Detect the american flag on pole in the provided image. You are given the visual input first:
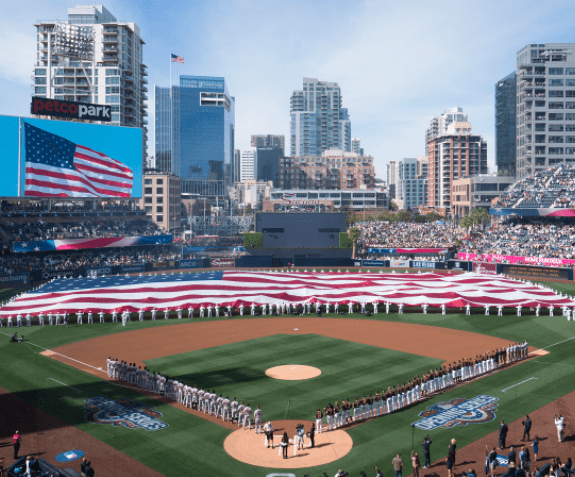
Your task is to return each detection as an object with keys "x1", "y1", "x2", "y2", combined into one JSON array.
[
  {"x1": 0, "y1": 271, "x2": 572, "y2": 317},
  {"x1": 24, "y1": 123, "x2": 133, "y2": 198},
  {"x1": 171, "y1": 53, "x2": 184, "y2": 64}
]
